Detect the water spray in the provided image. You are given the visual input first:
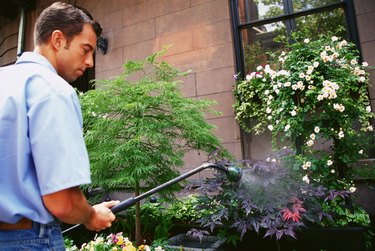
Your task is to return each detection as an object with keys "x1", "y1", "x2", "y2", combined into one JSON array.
[{"x1": 62, "y1": 162, "x2": 242, "y2": 234}]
